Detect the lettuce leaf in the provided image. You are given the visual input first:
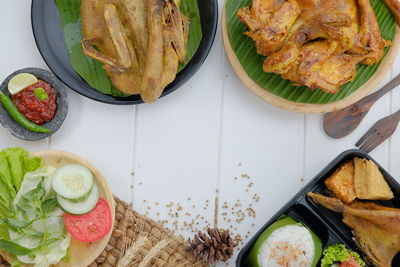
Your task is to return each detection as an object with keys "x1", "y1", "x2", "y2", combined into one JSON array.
[
  {"x1": 0, "y1": 224, "x2": 9, "y2": 240},
  {"x1": 13, "y1": 166, "x2": 55, "y2": 211},
  {"x1": 0, "y1": 153, "x2": 16, "y2": 205},
  {"x1": 0, "y1": 148, "x2": 42, "y2": 220},
  {"x1": 9, "y1": 166, "x2": 70, "y2": 267},
  {"x1": 351, "y1": 251, "x2": 367, "y2": 267},
  {"x1": 0, "y1": 148, "x2": 43, "y2": 246},
  {"x1": 321, "y1": 244, "x2": 365, "y2": 267},
  {"x1": 2, "y1": 148, "x2": 42, "y2": 192}
]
